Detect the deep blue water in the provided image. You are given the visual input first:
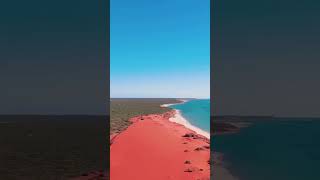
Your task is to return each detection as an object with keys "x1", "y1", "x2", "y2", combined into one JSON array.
[
  {"x1": 170, "y1": 99, "x2": 210, "y2": 133},
  {"x1": 213, "y1": 119, "x2": 320, "y2": 180}
]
